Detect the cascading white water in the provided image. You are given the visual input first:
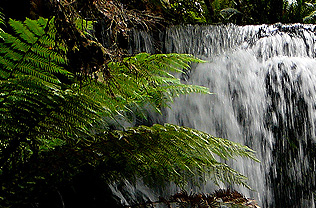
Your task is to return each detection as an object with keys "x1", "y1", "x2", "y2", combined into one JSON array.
[
  {"x1": 161, "y1": 24, "x2": 316, "y2": 208},
  {"x1": 122, "y1": 24, "x2": 316, "y2": 207}
]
